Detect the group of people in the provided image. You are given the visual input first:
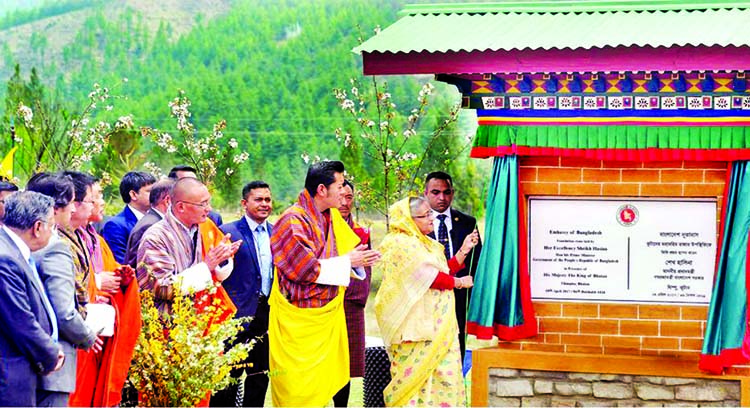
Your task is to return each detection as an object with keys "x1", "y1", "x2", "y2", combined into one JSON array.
[{"x1": 0, "y1": 159, "x2": 482, "y2": 408}]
